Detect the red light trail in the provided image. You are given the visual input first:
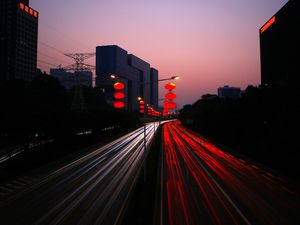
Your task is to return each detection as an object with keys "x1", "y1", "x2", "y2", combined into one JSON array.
[{"x1": 162, "y1": 121, "x2": 299, "y2": 225}]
